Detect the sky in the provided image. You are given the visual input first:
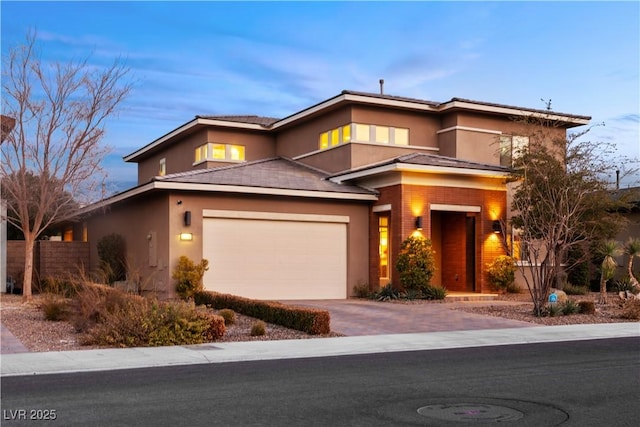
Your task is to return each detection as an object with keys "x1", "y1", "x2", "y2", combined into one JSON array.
[{"x1": 2, "y1": 1, "x2": 639, "y2": 191}]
